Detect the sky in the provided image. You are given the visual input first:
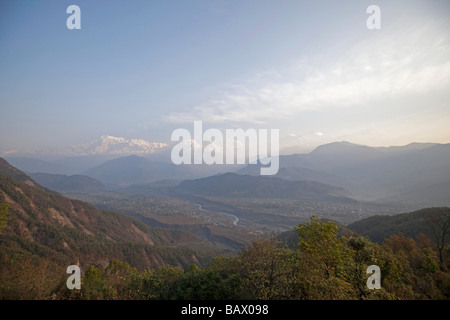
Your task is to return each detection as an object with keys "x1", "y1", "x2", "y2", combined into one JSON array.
[{"x1": 1, "y1": 0, "x2": 450, "y2": 156}]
